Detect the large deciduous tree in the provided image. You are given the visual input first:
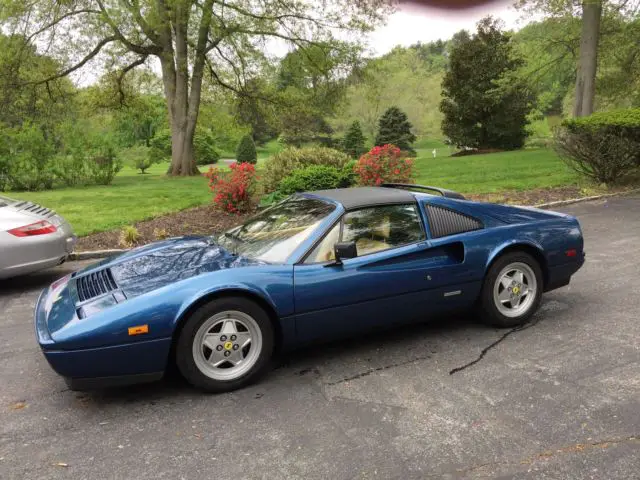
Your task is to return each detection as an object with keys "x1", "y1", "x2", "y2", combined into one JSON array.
[
  {"x1": 233, "y1": 78, "x2": 278, "y2": 145},
  {"x1": 1, "y1": 1, "x2": 389, "y2": 175},
  {"x1": 440, "y1": 17, "x2": 534, "y2": 150},
  {"x1": 573, "y1": 0, "x2": 603, "y2": 116},
  {"x1": 275, "y1": 42, "x2": 361, "y2": 147},
  {"x1": 516, "y1": 0, "x2": 640, "y2": 117}
]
